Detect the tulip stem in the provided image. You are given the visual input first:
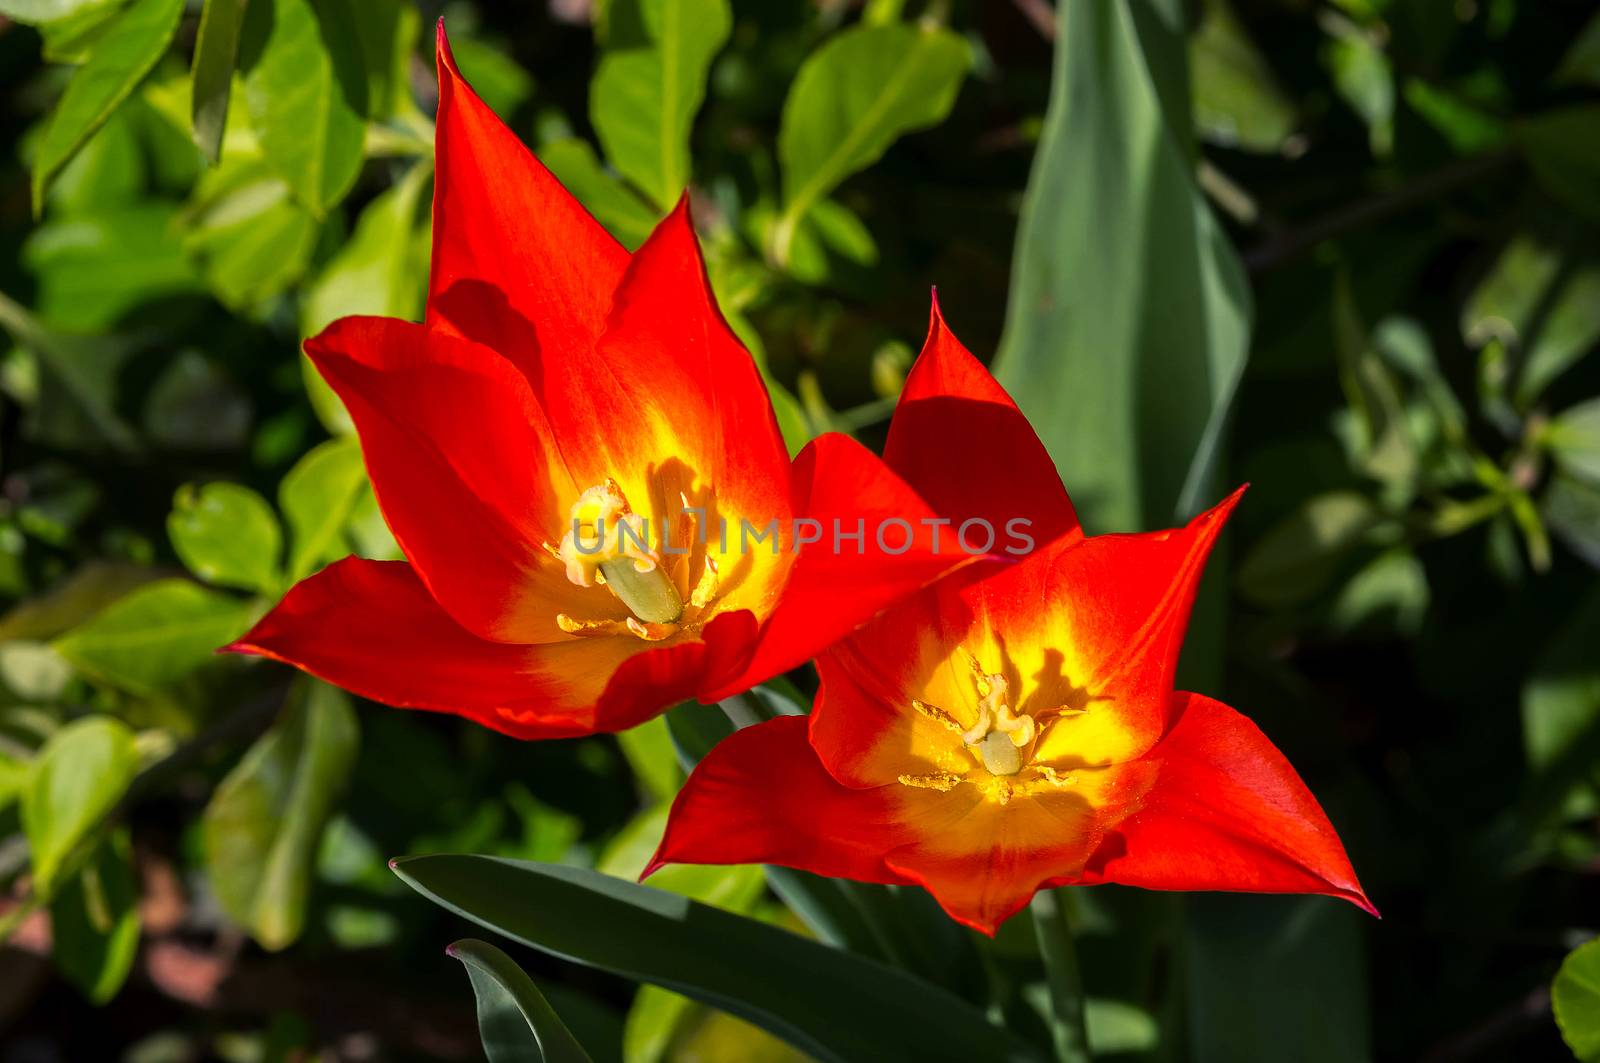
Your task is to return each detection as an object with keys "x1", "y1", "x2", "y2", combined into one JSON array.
[{"x1": 1032, "y1": 887, "x2": 1092, "y2": 1063}]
